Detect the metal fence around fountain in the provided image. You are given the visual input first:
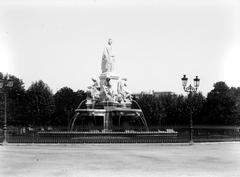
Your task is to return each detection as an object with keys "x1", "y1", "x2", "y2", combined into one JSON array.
[{"x1": 1, "y1": 126, "x2": 240, "y2": 144}]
